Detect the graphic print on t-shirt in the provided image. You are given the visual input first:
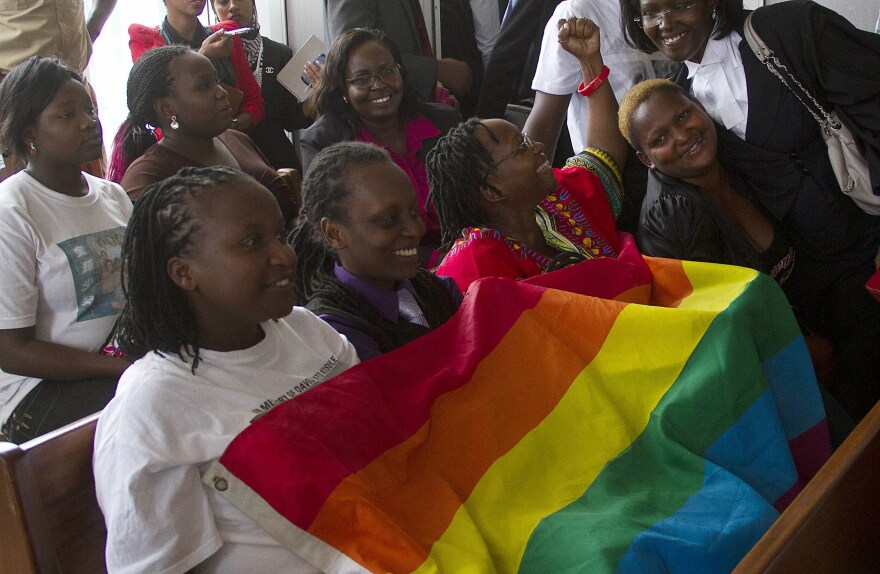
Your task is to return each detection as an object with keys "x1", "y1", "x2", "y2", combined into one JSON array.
[
  {"x1": 58, "y1": 227, "x2": 126, "y2": 322},
  {"x1": 249, "y1": 354, "x2": 346, "y2": 422}
]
